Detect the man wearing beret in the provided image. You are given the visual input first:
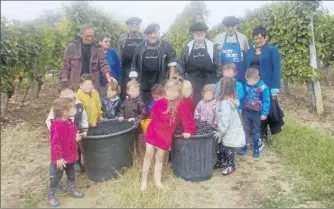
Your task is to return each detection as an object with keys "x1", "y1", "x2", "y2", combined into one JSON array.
[
  {"x1": 214, "y1": 16, "x2": 249, "y2": 82},
  {"x1": 129, "y1": 23, "x2": 177, "y2": 104},
  {"x1": 118, "y1": 17, "x2": 147, "y2": 99},
  {"x1": 178, "y1": 19, "x2": 220, "y2": 105}
]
